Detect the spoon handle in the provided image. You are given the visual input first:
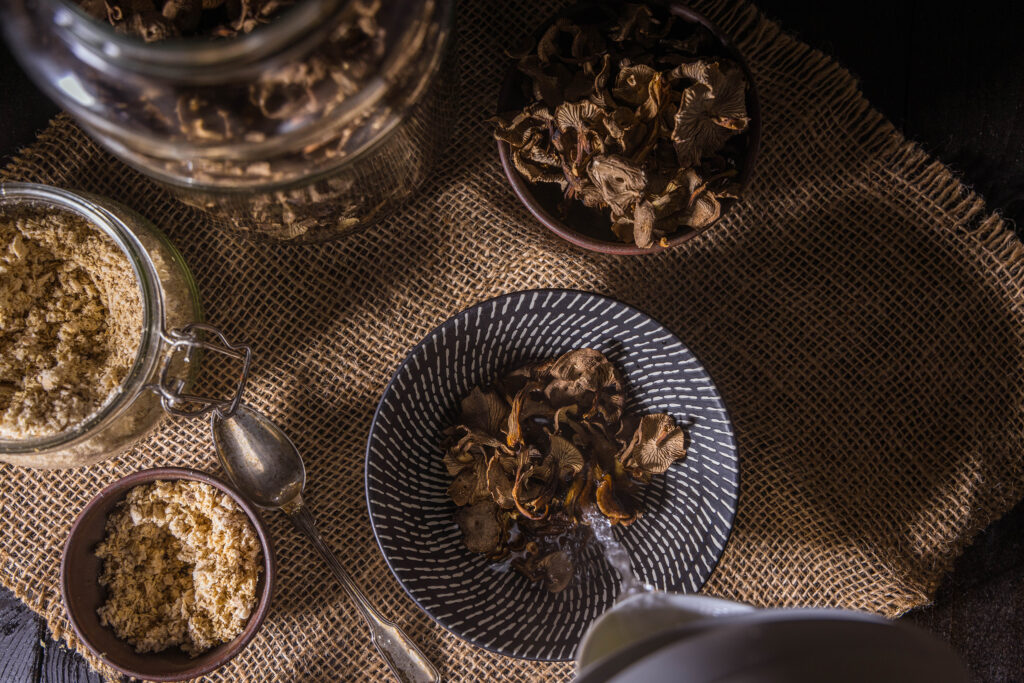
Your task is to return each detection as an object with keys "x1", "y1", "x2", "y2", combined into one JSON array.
[{"x1": 287, "y1": 502, "x2": 441, "y2": 683}]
